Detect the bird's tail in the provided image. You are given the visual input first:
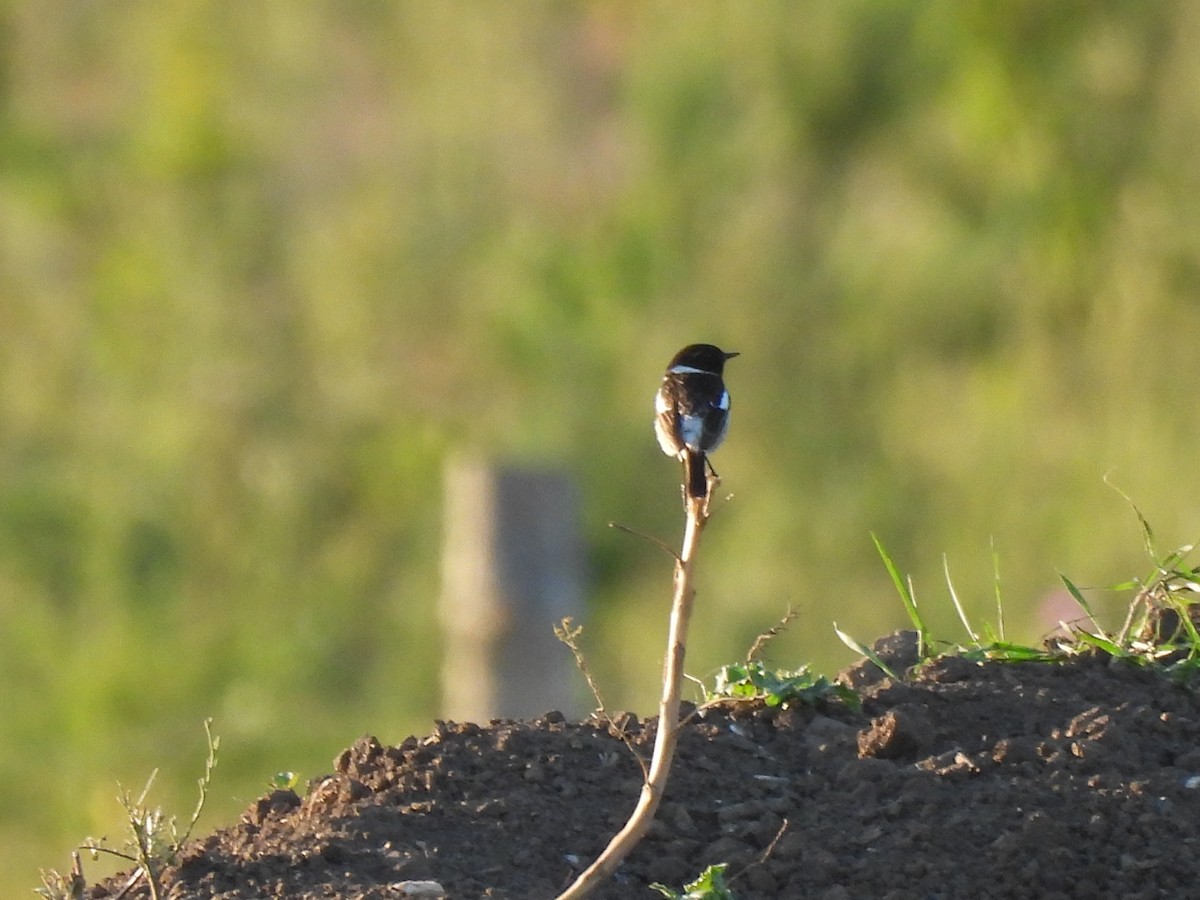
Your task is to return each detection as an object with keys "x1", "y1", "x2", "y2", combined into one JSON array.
[{"x1": 684, "y1": 450, "x2": 707, "y2": 500}]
